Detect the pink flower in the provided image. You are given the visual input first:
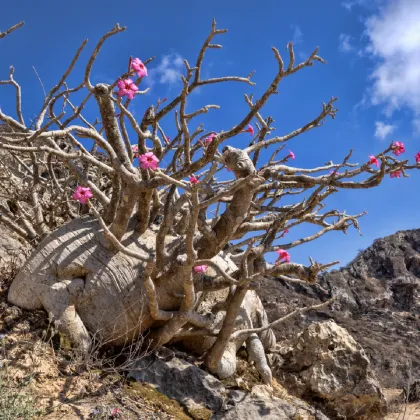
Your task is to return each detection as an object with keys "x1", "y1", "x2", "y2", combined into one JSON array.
[
  {"x1": 203, "y1": 133, "x2": 216, "y2": 145},
  {"x1": 131, "y1": 144, "x2": 139, "y2": 158},
  {"x1": 329, "y1": 170, "x2": 342, "y2": 177},
  {"x1": 166, "y1": 136, "x2": 171, "y2": 142},
  {"x1": 72, "y1": 186, "x2": 93, "y2": 204},
  {"x1": 242, "y1": 124, "x2": 254, "y2": 136},
  {"x1": 276, "y1": 249, "x2": 290, "y2": 263},
  {"x1": 392, "y1": 141, "x2": 405, "y2": 156},
  {"x1": 390, "y1": 171, "x2": 401, "y2": 178},
  {"x1": 111, "y1": 408, "x2": 121, "y2": 417},
  {"x1": 139, "y1": 152, "x2": 159, "y2": 170},
  {"x1": 131, "y1": 58, "x2": 148, "y2": 78},
  {"x1": 193, "y1": 265, "x2": 208, "y2": 273},
  {"x1": 369, "y1": 155, "x2": 379, "y2": 168},
  {"x1": 189, "y1": 175, "x2": 199, "y2": 185},
  {"x1": 117, "y1": 78, "x2": 138, "y2": 100},
  {"x1": 288, "y1": 150, "x2": 295, "y2": 160},
  {"x1": 415, "y1": 152, "x2": 420, "y2": 163}
]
